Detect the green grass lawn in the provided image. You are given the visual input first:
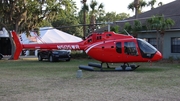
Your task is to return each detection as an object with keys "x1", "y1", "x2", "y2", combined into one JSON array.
[
  {"x1": 0, "y1": 58, "x2": 90, "y2": 77},
  {"x1": 0, "y1": 58, "x2": 180, "y2": 100},
  {"x1": 0, "y1": 58, "x2": 179, "y2": 81}
]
